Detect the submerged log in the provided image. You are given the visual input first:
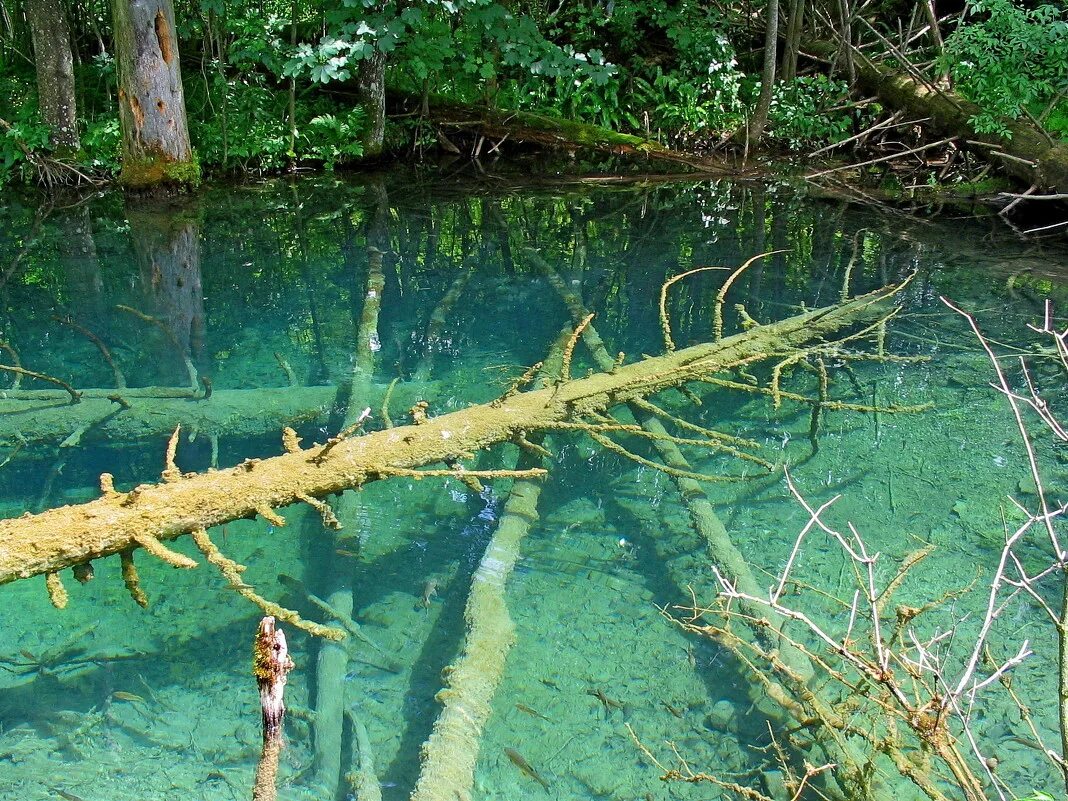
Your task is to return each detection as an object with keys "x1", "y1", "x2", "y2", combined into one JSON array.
[
  {"x1": 0, "y1": 282, "x2": 904, "y2": 589},
  {"x1": 0, "y1": 383, "x2": 434, "y2": 449}
]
